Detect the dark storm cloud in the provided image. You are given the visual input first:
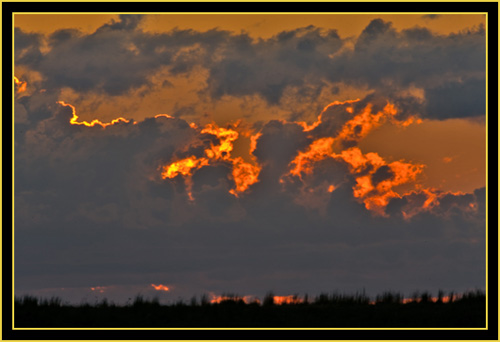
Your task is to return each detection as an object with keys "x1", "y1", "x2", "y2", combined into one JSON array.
[
  {"x1": 15, "y1": 101, "x2": 197, "y2": 232},
  {"x1": 14, "y1": 100, "x2": 486, "y2": 301},
  {"x1": 203, "y1": 19, "x2": 481, "y2": 118},
  {"x1": 331, "y1": 20, "x2": 485, "y2": 118},
  {"x1": 252, "y1": 120, "x2": 311, "y2": 188},
  {"x1": 14, "y1": 103, "x2": 486, "y2": 304},
  {"x1": 16, "y1": 15, "x2": 232, "y2": 95},
  {"x1": 204, "y1": 18, "x2": 485, "y2": 119},
  {"x1": 206, "y1": 26, "x2": 343, "y2": 104},
  {"x1": 14, "y1": 27, "x2": 43, "y2": 64},
  {"x1": 342, "y1": 20, "x2": 485, "y2": 87},
  {"x1": 425, "y1": 77, "x2": 486, "y2": 118},
  {"x1": 385, "y1": 188, "x2": 486, "y2": 230}
]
